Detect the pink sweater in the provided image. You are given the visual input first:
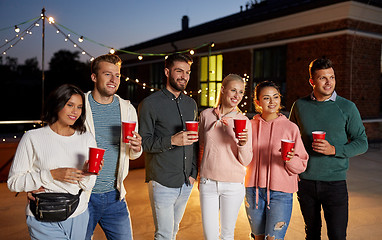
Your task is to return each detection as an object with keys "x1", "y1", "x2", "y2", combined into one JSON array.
[
  {"x1": 199, "y1": 108, "x2": 253, "y2": 183},
  {"x1": 245, "y1": 114, "x2": 308, "y2": 193}
]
